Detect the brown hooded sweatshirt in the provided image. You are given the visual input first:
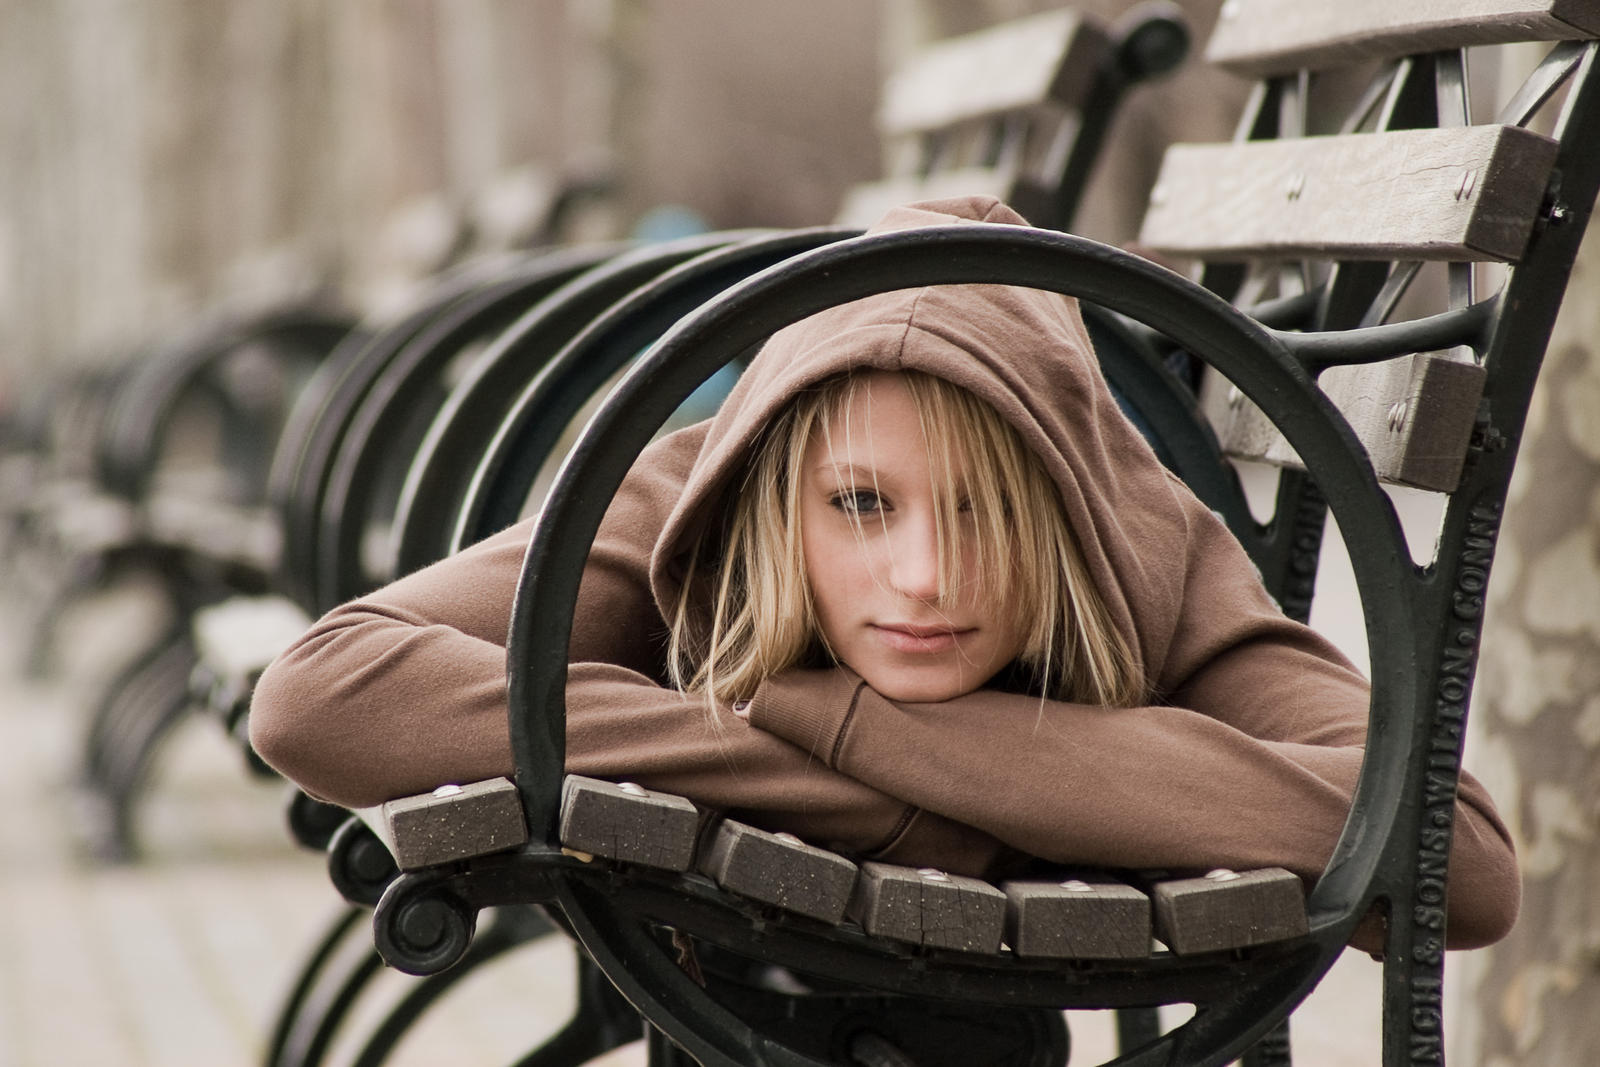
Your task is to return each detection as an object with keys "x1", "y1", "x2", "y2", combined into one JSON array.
[{"x1": 250, "y1": 197, "x2": 1519, "y2": 950}]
